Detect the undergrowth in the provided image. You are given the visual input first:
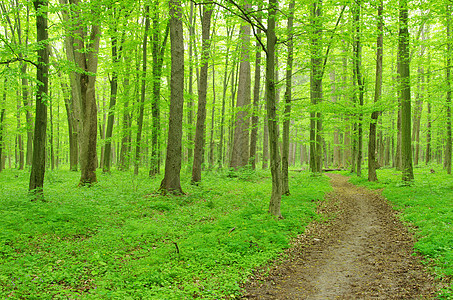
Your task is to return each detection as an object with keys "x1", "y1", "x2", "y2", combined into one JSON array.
[
  {"x1": 0, "y1": 167, "x2": 330, "y2": 299},
  {"x1": 345, "y1": 166, "x2": 453, "y2": 299}
]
